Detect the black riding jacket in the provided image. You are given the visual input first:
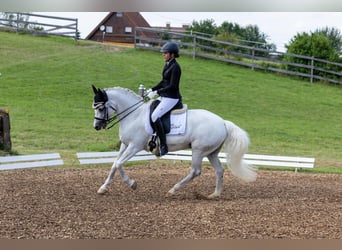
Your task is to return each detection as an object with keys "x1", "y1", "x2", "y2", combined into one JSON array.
[{"x1": 151, "y1": 59, "x2": 182, "y2": 99}]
